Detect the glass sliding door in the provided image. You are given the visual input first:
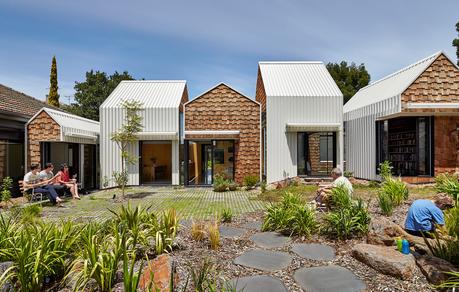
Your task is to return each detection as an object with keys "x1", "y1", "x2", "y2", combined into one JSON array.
[
  {"x1": 297, "y1": 132, "x2": 336, "y2": 177},
  {"x1": 185, "y1": 140, "x2": 235, "y2": 186},
  {"x1": 140, "y1": 141, "x2": 172, "y2": 184}
]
